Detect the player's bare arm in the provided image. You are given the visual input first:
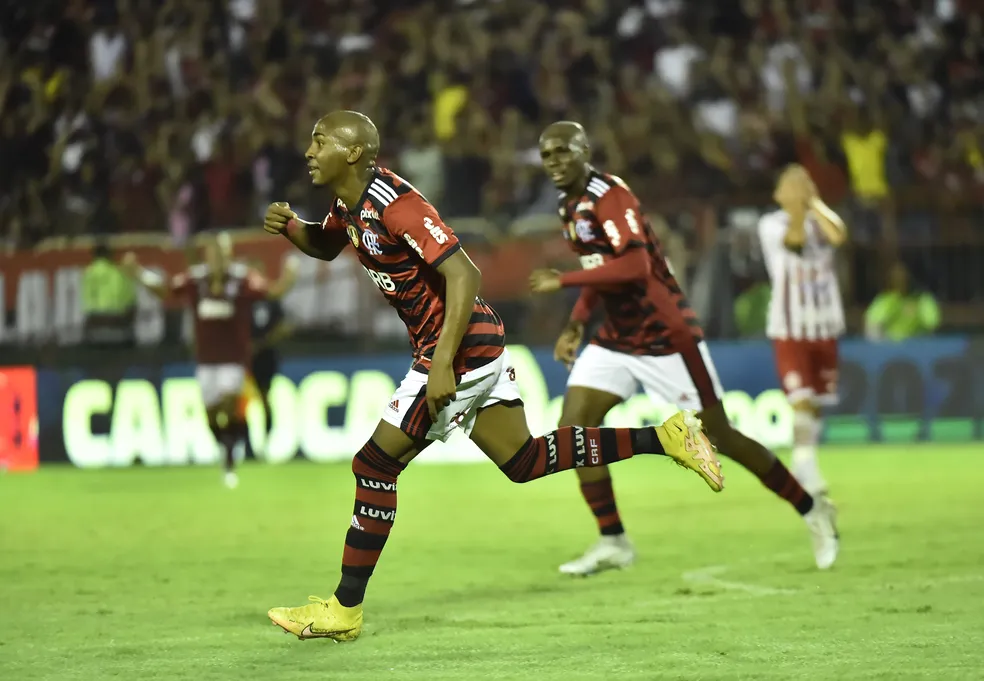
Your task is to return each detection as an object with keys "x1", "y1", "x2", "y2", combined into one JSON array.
[
  {"x1": 266, "y1": 255, "x2": 300, "y2": 299},
  {"x1": 121, "y1": 251, "x2": 168, "y2": 298},
  {"x1": 263, "y1": 202, "x2": 349, "y2": 261},
  {"x1": 554, "y1": 287, "x2": 597, "y2": 369},
  {"x1": 427, "y1": 248, "x2": 483, "y2": 420},
  {"x1": 808, "y1": 196, "x2": 848, "y2": 247}
]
